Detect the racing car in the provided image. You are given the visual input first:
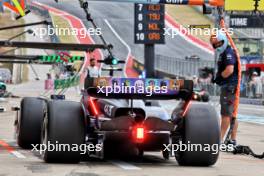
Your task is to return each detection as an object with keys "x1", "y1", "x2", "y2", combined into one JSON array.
[{"x1": 16, "y1": 77, "x2": 220, "y2": 166}]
